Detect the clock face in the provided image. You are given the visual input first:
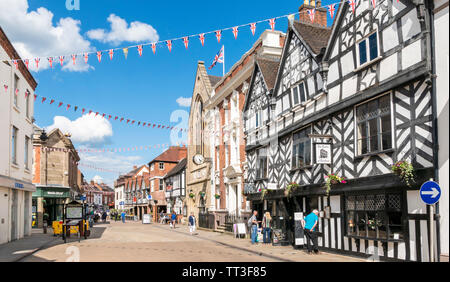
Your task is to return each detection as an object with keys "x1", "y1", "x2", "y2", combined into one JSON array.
[{"x1": 193, "y1": 154, "x2": 205, "y2": 165}]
